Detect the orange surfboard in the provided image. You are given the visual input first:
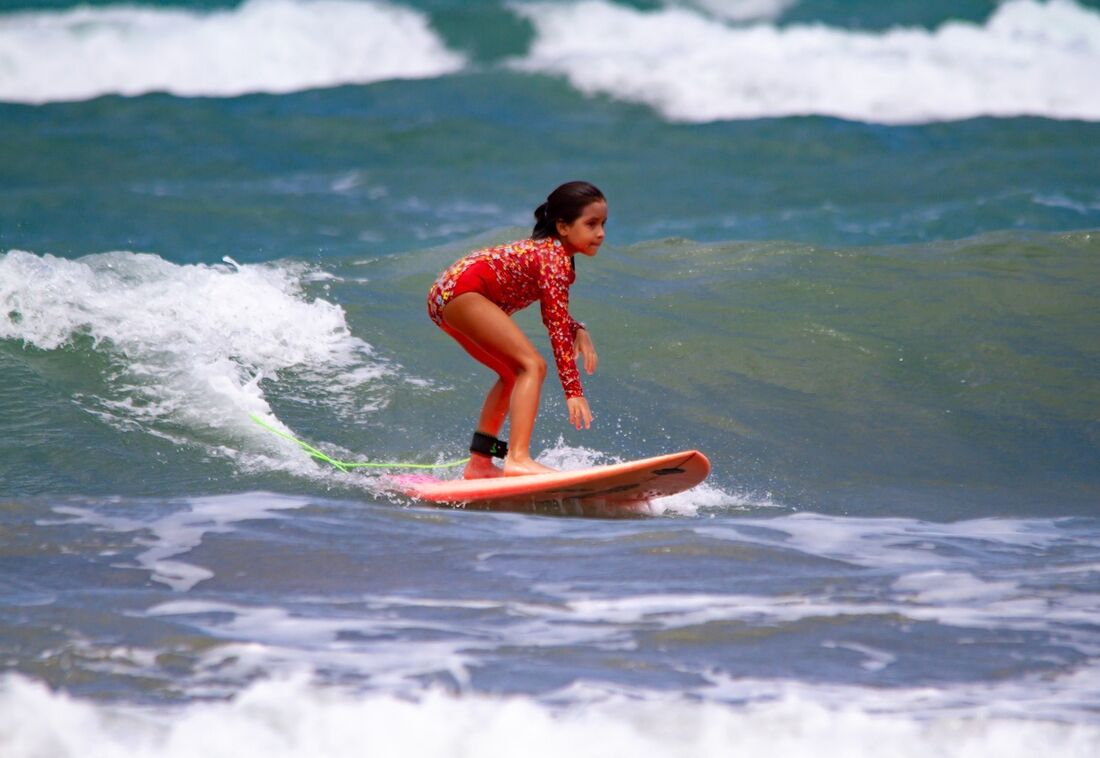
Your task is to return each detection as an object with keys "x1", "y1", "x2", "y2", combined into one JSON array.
[{"x1": 390, "y1": 450, "x2": 710, "y2": 516}]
